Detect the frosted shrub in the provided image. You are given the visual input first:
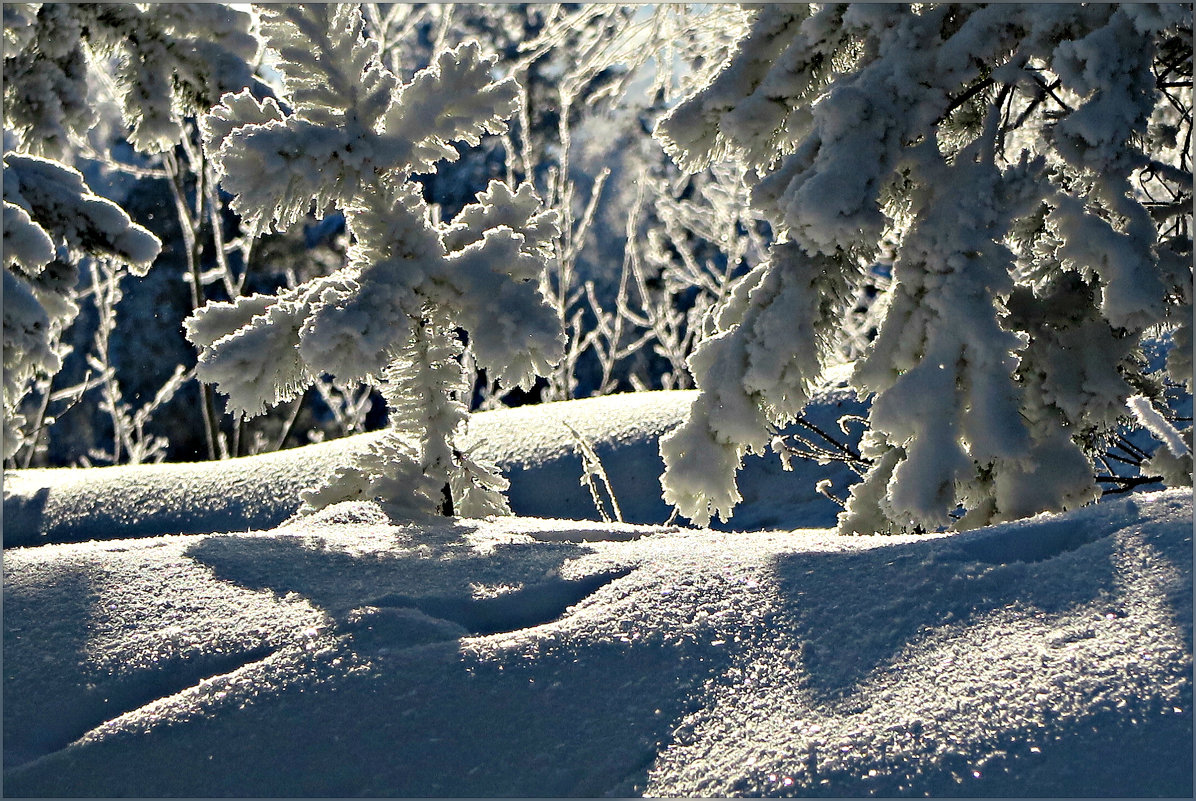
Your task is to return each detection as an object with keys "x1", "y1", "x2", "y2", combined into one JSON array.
[
  {"x1": 187, "y1": 5, "x2": 562, "y2": 517},
  {"x1": 3, "y1": 2, "x2": 259, "y2": 464},
  {"x1": 655, "y1": 4, "x2": 1193, "y2": 531},
  {"x1": 3, "y1": 153, "x2": 161, "y2": 459},
  {"x1": 4, "y1": 3, "x2": 258, "y2": 157}
]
